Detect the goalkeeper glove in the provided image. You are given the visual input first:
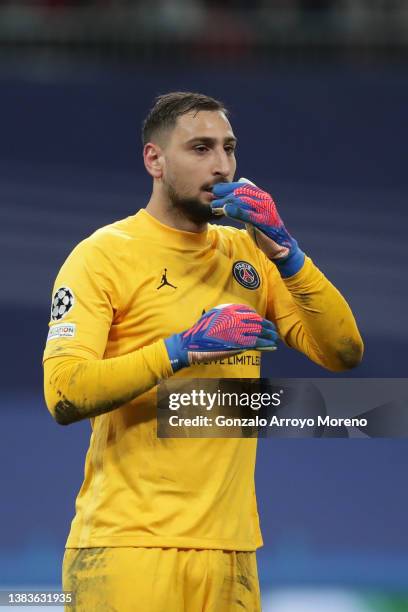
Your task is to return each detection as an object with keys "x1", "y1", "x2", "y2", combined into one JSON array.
[
  {"x1": 211, "y1": 179, "x2": 305, "y2": 278},
  {"x1": 164, "y1": 303, "x2": 278, "y2": 372}
]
